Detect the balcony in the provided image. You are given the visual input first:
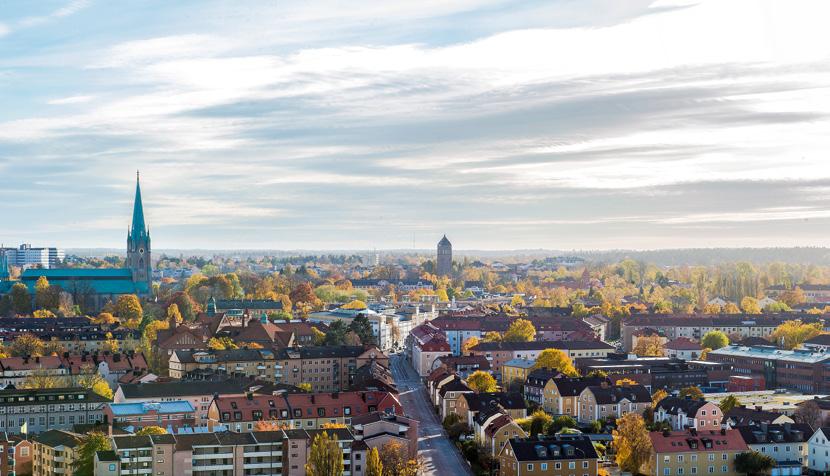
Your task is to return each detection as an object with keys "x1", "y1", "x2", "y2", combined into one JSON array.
[
  {"x1": 244, "y1": 462, "x2": 284, "y2": 469},
  {"x1": 192, "y1": 452, "x2": 234, "y2": 459},
  {"x1": 191, "y1": 463, "x2": 234, "y2": 471},
  {"x1": 244, "y1": 451, "x2": 283, "y2": 458}
]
